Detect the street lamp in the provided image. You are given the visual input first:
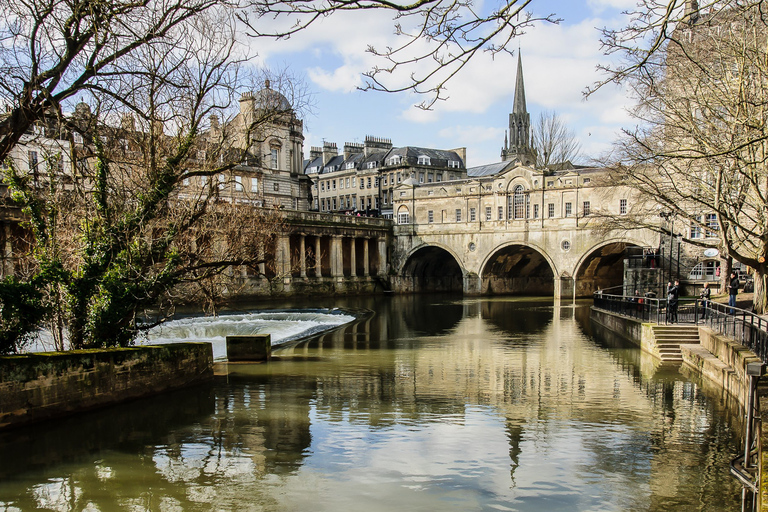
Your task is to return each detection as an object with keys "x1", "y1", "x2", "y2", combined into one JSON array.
[{"x1": 659, "y1": 211, "x2": 675, "y2": 286}]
